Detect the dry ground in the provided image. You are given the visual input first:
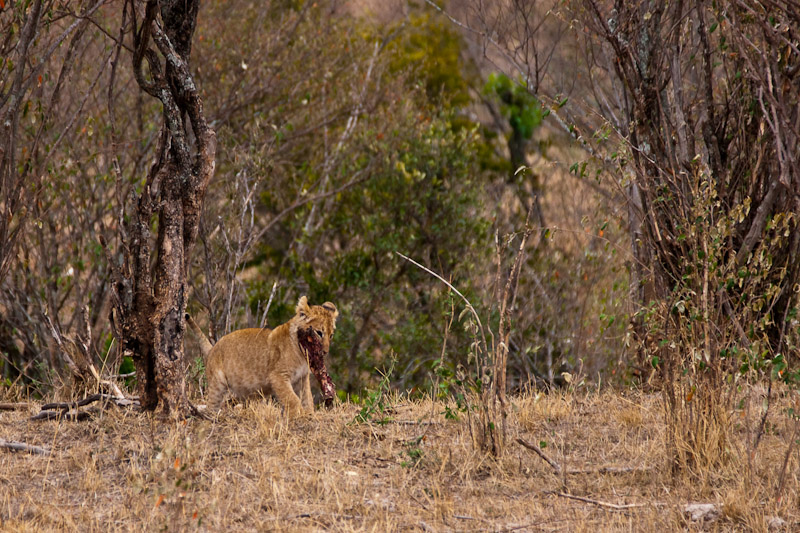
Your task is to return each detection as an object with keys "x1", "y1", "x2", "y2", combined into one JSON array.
[{"x1": 1, "y1": 389, "x2": 798, "y2": 532}]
